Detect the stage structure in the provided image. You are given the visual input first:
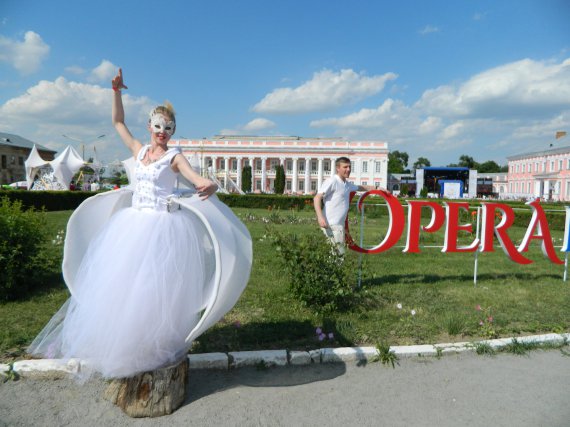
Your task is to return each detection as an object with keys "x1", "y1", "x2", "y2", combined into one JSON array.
[{"x1": 415, "y1": 167, "x2": 477, "y2": 198}]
